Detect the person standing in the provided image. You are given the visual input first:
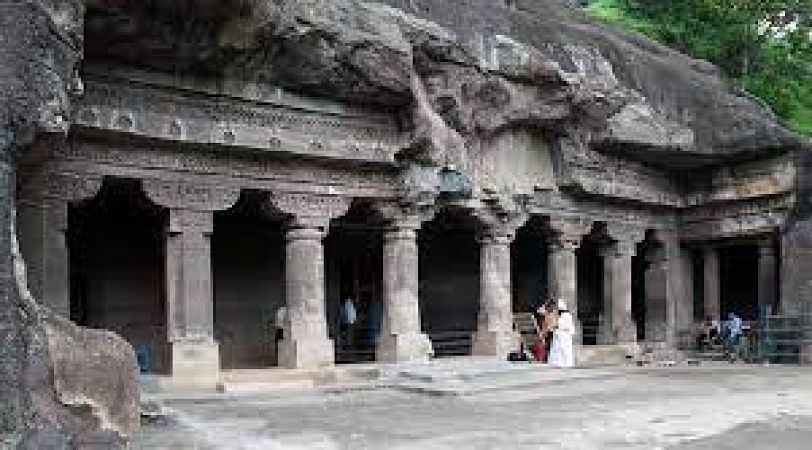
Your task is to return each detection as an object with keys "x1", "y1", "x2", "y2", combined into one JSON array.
[
  {"x1": 274, "y1": 304, "x2": 287, "y2": 365},
  {"x1": 340, "y1": 297, "x2": 357, "y2": 348},
  {"x1": 549, "y1": 299, "x2": 575, "y2": 368}
]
